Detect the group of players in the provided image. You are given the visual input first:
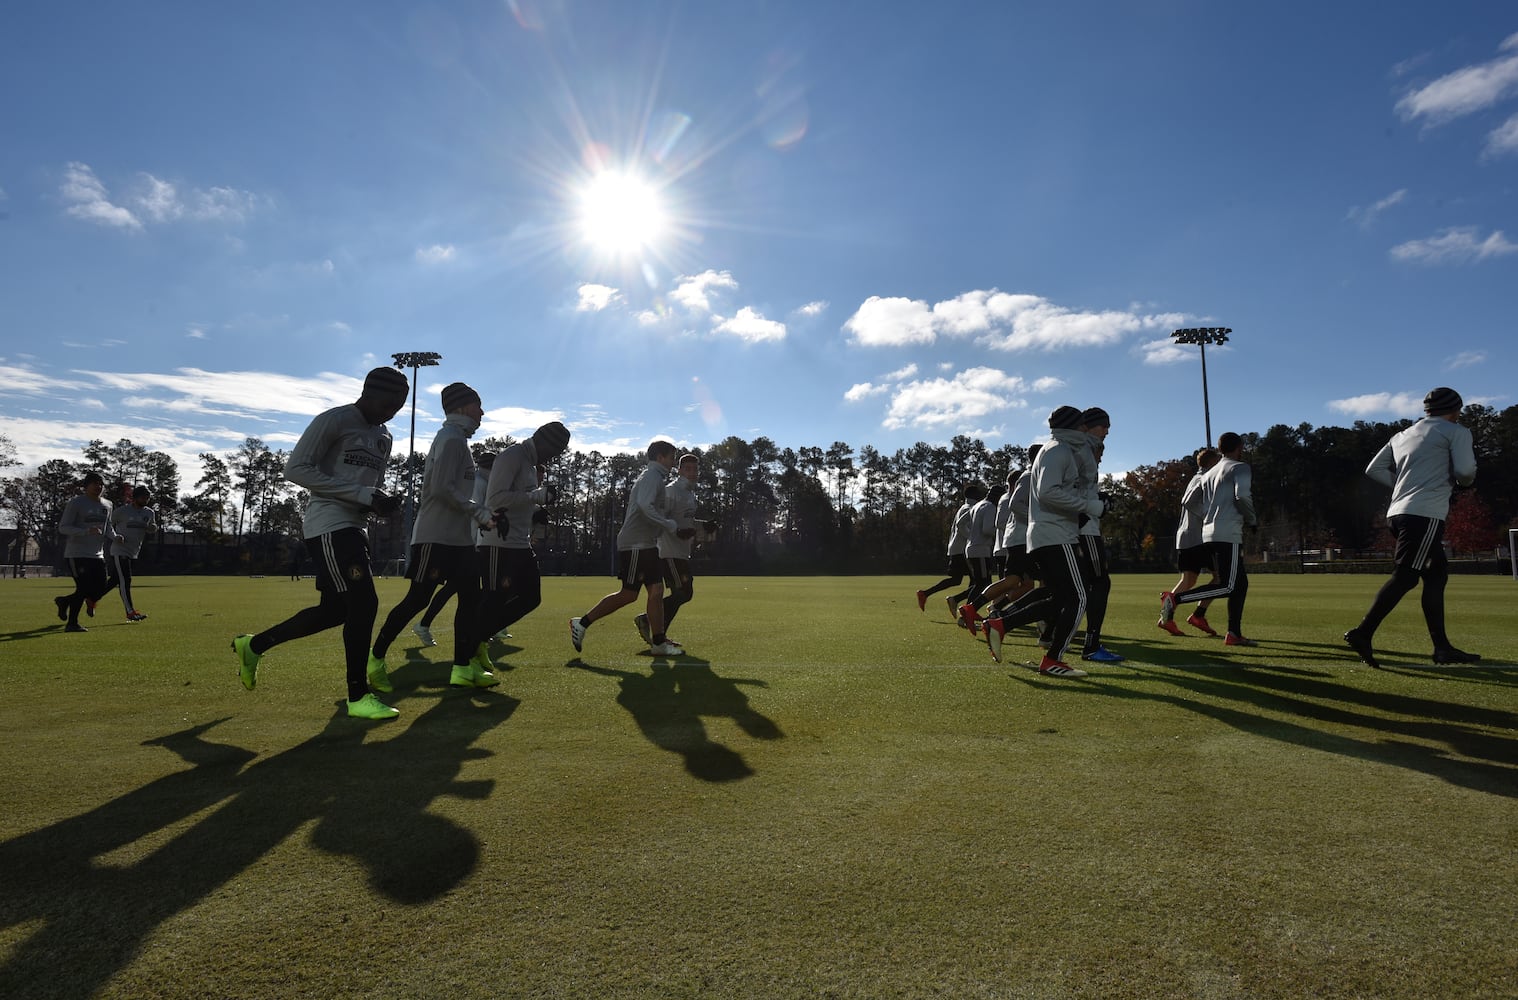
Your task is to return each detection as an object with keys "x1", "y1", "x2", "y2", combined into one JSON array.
[
  {"x1": 212, "y1": 367, "x2": 707, "y2": 720},
  {"x1": 918, "y1": 386, "x2": 1482, "y2": 674},
  {"x1": 53, "y1": 475, "x2": 159, "y2": 630},
  {"x1": 53, "y1": 369, "x2": 1482, "y2": 712}
]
